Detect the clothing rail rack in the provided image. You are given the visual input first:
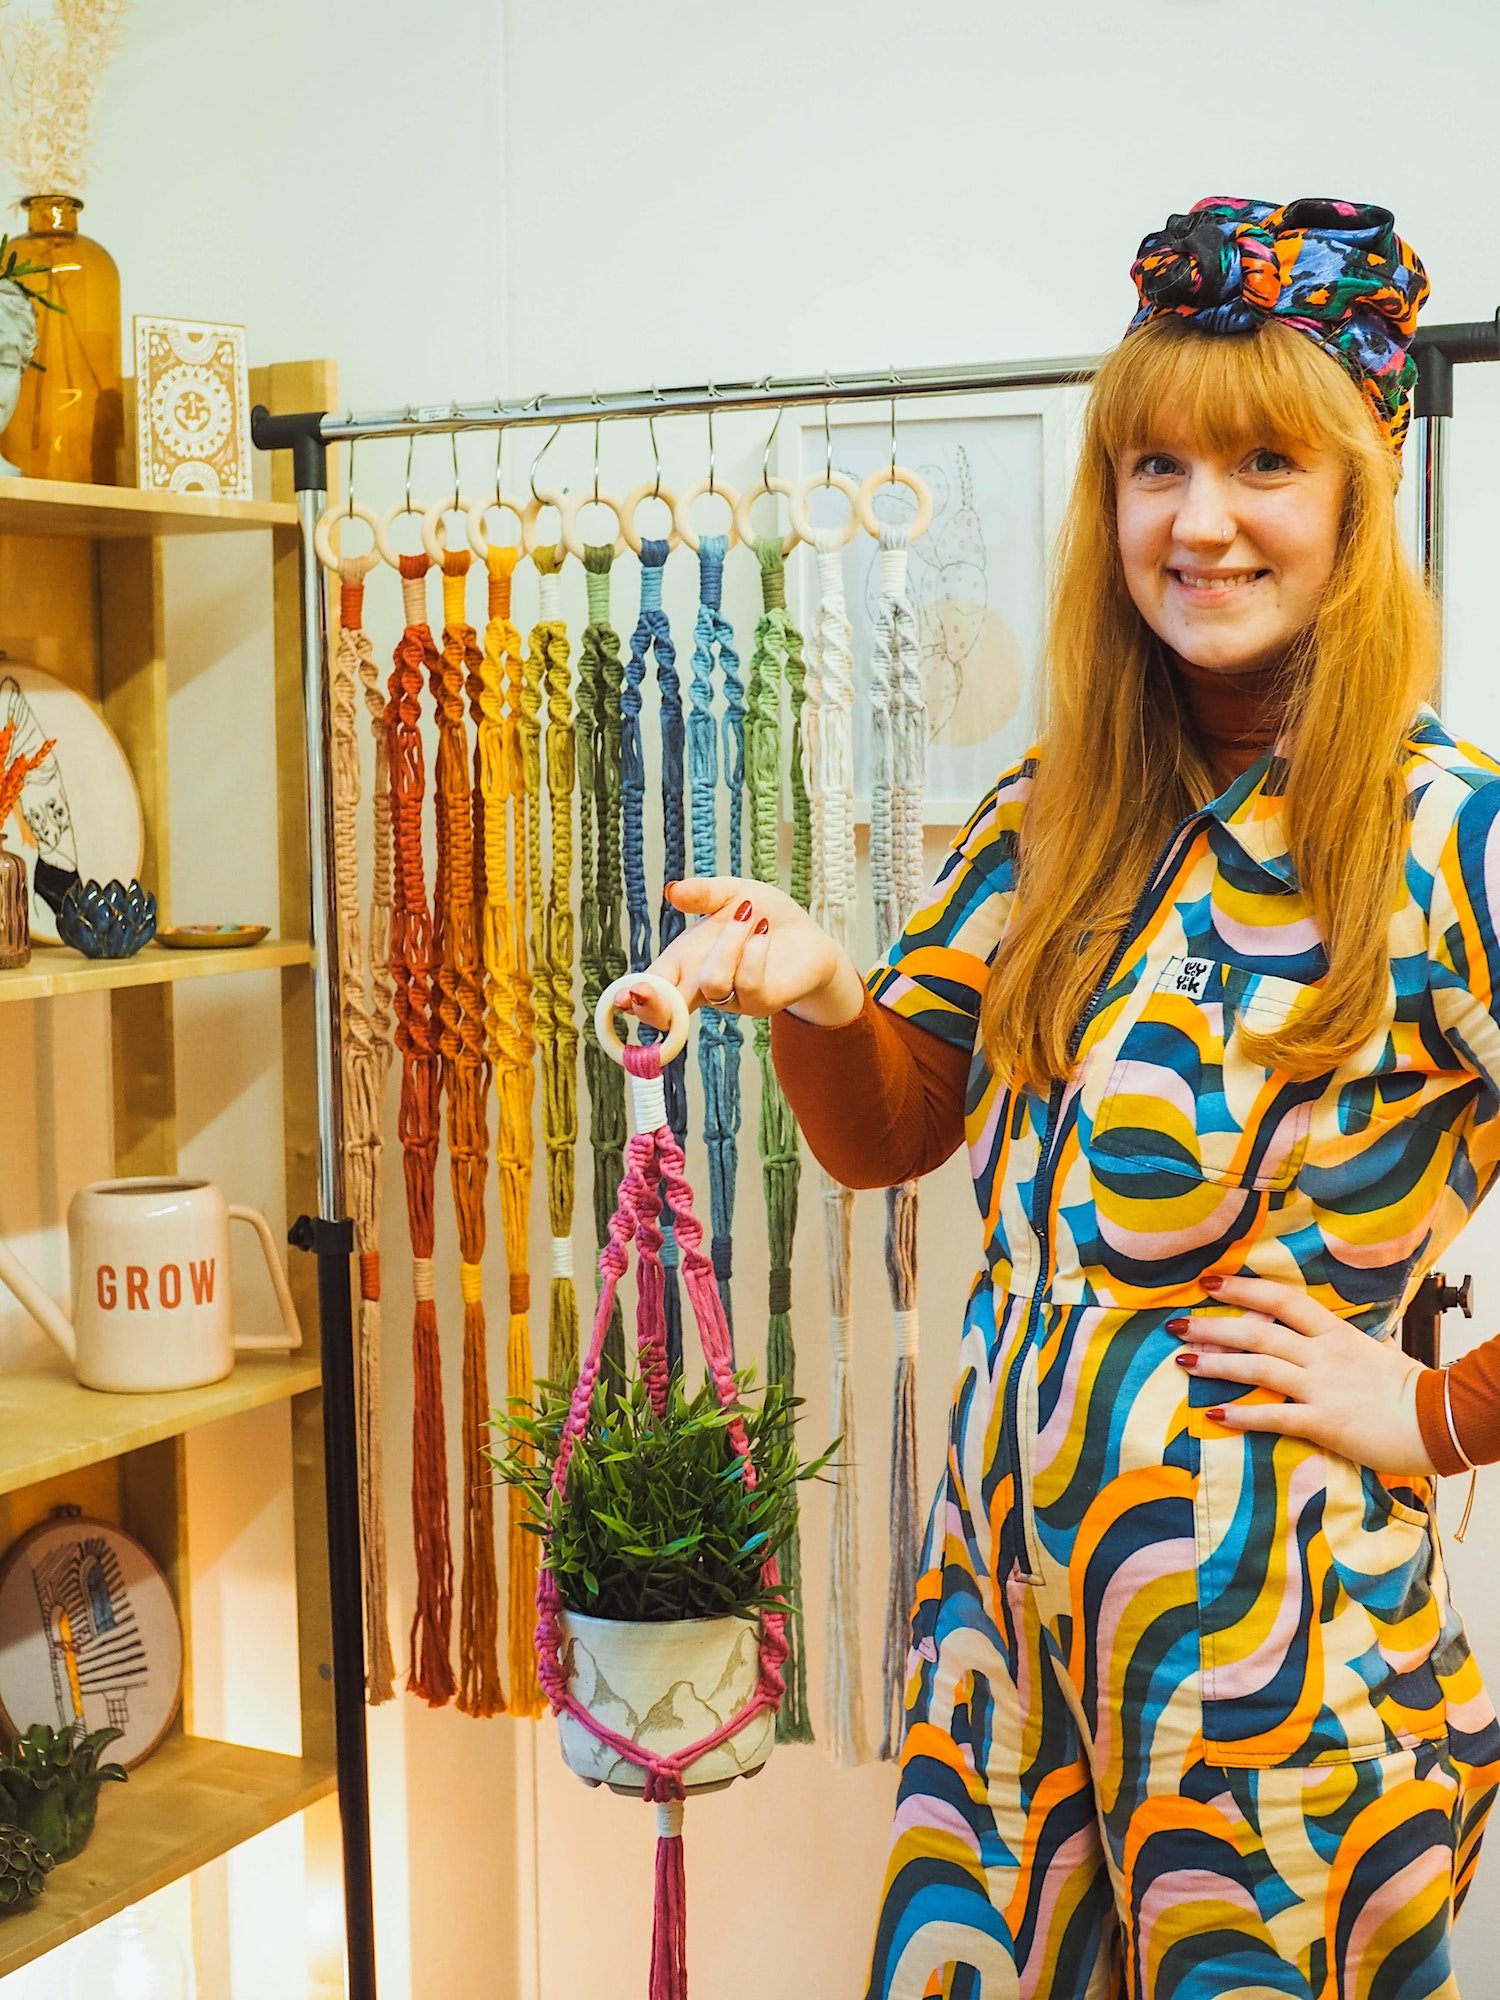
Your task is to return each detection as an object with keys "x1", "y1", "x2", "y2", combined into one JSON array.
[{"x1": 250, "y1": 313, "x2": 1500, "y2": 2000}]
